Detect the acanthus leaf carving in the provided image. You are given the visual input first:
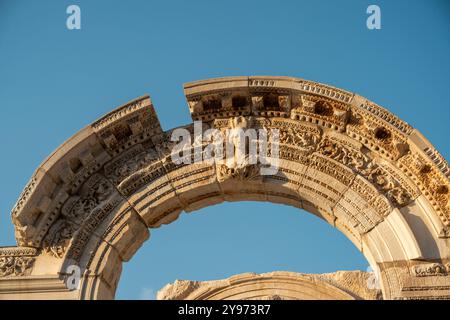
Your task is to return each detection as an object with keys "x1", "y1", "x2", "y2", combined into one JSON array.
[
  {"x1": 217, "y1": 163, "x2": 262, "y2": 182},
  {"x1": 42, "y1": 174, "x2": 115, "y2": 258},
  {"x1": 0, "y1": 256, "x2": 34, "y2": 277}
]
